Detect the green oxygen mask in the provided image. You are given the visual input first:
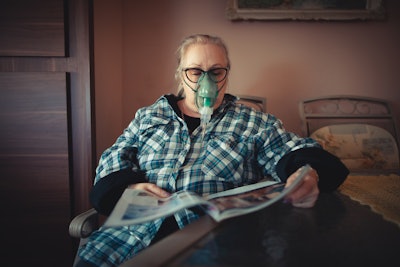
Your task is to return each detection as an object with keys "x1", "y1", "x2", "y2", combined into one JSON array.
[{"x1": 194, "y1": 72, "x2": 219, "y2": 130}]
